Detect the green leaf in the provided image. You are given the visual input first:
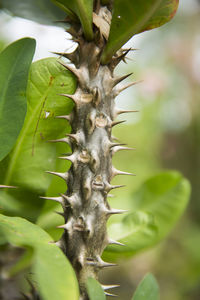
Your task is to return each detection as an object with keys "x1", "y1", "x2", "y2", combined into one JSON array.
[
  {"x1": 87, "y1": 278, "x2": 106, "y2": 300},
  {"x1": 132, "y1": 273, "x2": 160, "y2": 300},
  {"x1": 101, "y1": 0, "x2": 179, "y2": 64},
  {"x1": 53, "y1": 0, "x2": 94, "y2": 40},
  {"x1": 0, "y1": 38, "x2": 35, "y2": 161},
  {"x1": 0, "y1": 57, "x2": 76, "y2": 220},
  {"x1": 1, "y1": 0, "x2": 67, "y2": 27},
  {"x1": 103, "y1": 171, "x2": 190, "y2": 261},
  {"x1": 0, "y1": 214, "x2": 79, "y2": 300},
  {"x1": 103, "y1": 211, "x2": 158, "y2": 261}
]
